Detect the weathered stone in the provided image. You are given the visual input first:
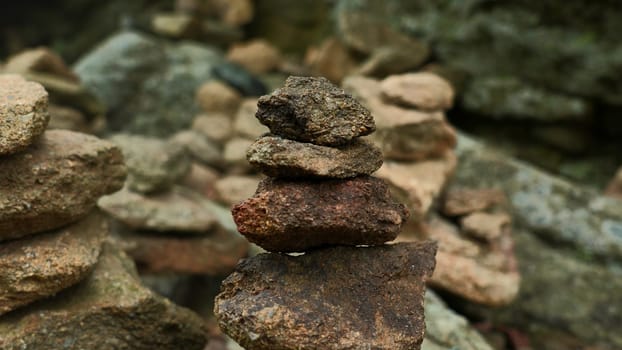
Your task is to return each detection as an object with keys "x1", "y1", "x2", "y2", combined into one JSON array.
[
  {"x1": 422, "y1": 290, "x2": 493, "y2": 350},
  {"x1": 215, "y1": 242, "x2": 436, "y2": 350},
  {"x1": 376, "y1": 154, "x2": 457, "y2": 219},
  {"x1": 256, "y1": 76, "x2": 375, "y2": 146},
  {"x1": 195, "y1": 80, "x2": 242, "y2": 114},
  {"x1": 304, "y1": 37, "x2": 357, "y2": 83},
  {"x1": 0, "y1": 74, "x2": 49, "y2": 155},
  {"x1": 605, "y1": 167, "x2": 622, "y2": 200},
  {"x1": 98, "y1": 186, "x2": 217, "y2": 233},
  {"x1": 343, "y1": 75, "x2": 456, "y2": 161},
  {"x1": 0, "y1": 130, "x2": 126, "y2": 240},
  {"x1": 0, "y1": 212, "x2": 107, "y2": 316},
  {"x1": 233, "y1": 98, "x2": 269, "y2": 139},
  {"x1": 247, "y1": 135, "x2": 383, "y2": 178},
  {"x1": 232, "y1": 176, "x2": 409, "y2": 252},
  {"x1": 151, "y1": 13, "x2": 202, "y2": 39},
  {"x1": 192, "y1": 113, "x2": 233, "y2": 143},
  {"x1": 214, "y1": 175, "x2": 261, "y2": 207},
  {"x1": 3, "y1": 47, "x2": 78, "y2": 82},
  {"x1": 461, "y1": 211, "x2": 511, "y2": 241},
  {"x1": 118, "y1": 226, "x2": 248, "y2": 275},
  {"x1": 227, "y1": 39, "x2": 282, "y2": 75},
  {"x1": 400, "y1": 216, "x2": 520, "y2": 306},
  {"x1": 171, "y1": 130, "x2": 223, "y2": 168},
  {"x1": 441, "y1": 188, "x2": 507, "y2": 217},
  {"x1": 380, "y1": 73, "x2": 454, "y2": 111},
  {"x1": 111, "y1": 134, "x2": 191, "y2": 194},
  {"x1": 0, "y1": 244, "x2": 208, "y2": 350}
]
